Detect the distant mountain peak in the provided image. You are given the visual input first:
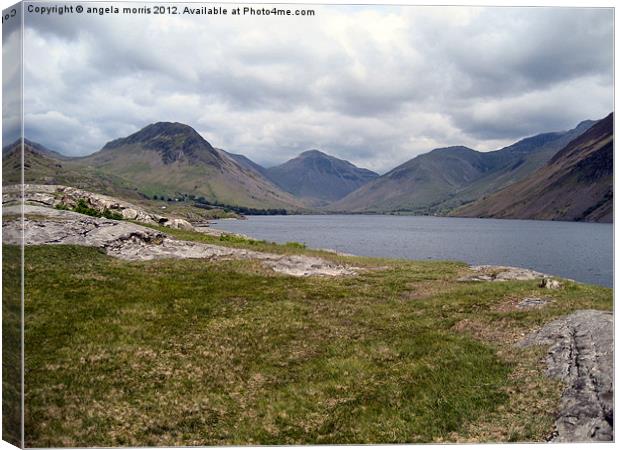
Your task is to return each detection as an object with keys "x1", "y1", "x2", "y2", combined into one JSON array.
[
  {"x1": 455, "y1": 112, "x2": 613, "y2": 223},
  {"x1": 103, "y1": 121, "x2": 207, "y2": 148},
  {"x1": 298, "y1": 149, "x2": 329, "y2": 158},
  {"x1": 101, "y1": 121, "x2": 220, "y2": 165},
  {"x1": 81, "y1": 123, "x2": 304, "y2": 210},
  {"x1": 427, "y1": 145, "x2": 477, "y2": 156},
  {"x1": 3, "y1": 138, "x2": 70, "y2": 160},
  {"x1": 575, "y1": 119, "x2": 597, "y2": 131},
  {"x1": 142, "y1": 121, "x2": 200, "y2": 136},
  {"x1": 331, "y1": 115, "x2": 606, "y2": 214},
  {"x1": 265, "y1": 149, "x2": 378, "y2": 203}
]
